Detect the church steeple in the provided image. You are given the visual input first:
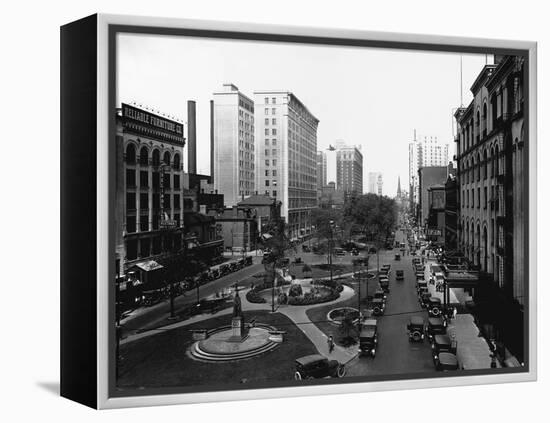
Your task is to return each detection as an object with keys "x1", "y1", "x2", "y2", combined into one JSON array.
[{"x1": 397, "y1": 176, "x2": 402, "y2": 197}]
